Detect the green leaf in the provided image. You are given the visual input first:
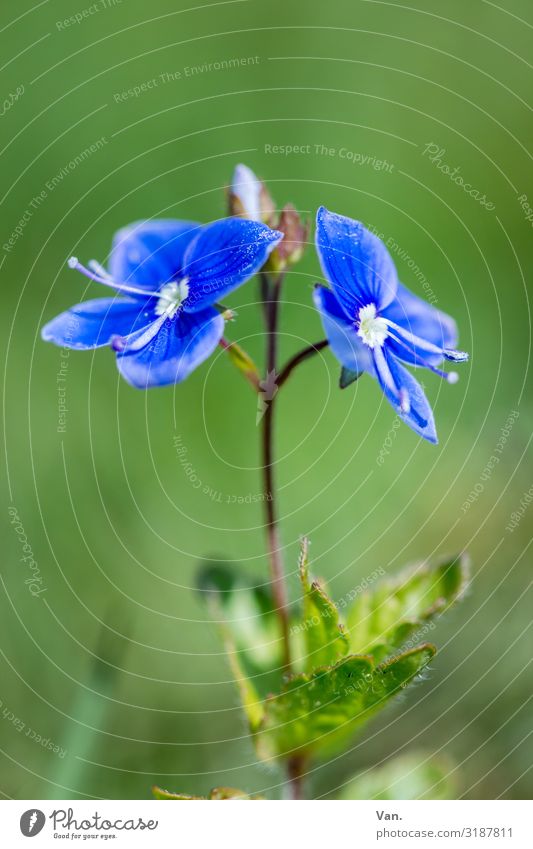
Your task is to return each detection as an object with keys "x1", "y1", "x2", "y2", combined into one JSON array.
[
  {"x1": 254, "y1": 644, "x2": 435, "y2": 760},
  {"x1": 339, "y1": 752, "x2": 456, "y2": 800},
  {"x1": 294, "y1": 537, "x2": 349, "y2": 672},
  {"x1": 153, "y1": 785, "x2": 259, "y2": 800},
  {"x1": 196, "y1": 561, "x2": 266, "y2": 731},
  {"x1": 209, "y1": 787, "x2": 259, "y2": 800},
  {"x1": 152, "y1": 786, "x2": 202, "y2": 800},
  {"x1": 346, "y1": 554, "x2": 469, "y2": 661},
  {"x1": 197, "y1": 559, "x2": 283, "y2": 675},
  {"x1": 339, "y1": 366, "x2": 363, "y2": 388},
  {"x1": 196, "y1": 560, "x2": 236, "y2": 596},
  {"x1": 223, "y1": 627, "x2": 265, "y2": 732}
]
